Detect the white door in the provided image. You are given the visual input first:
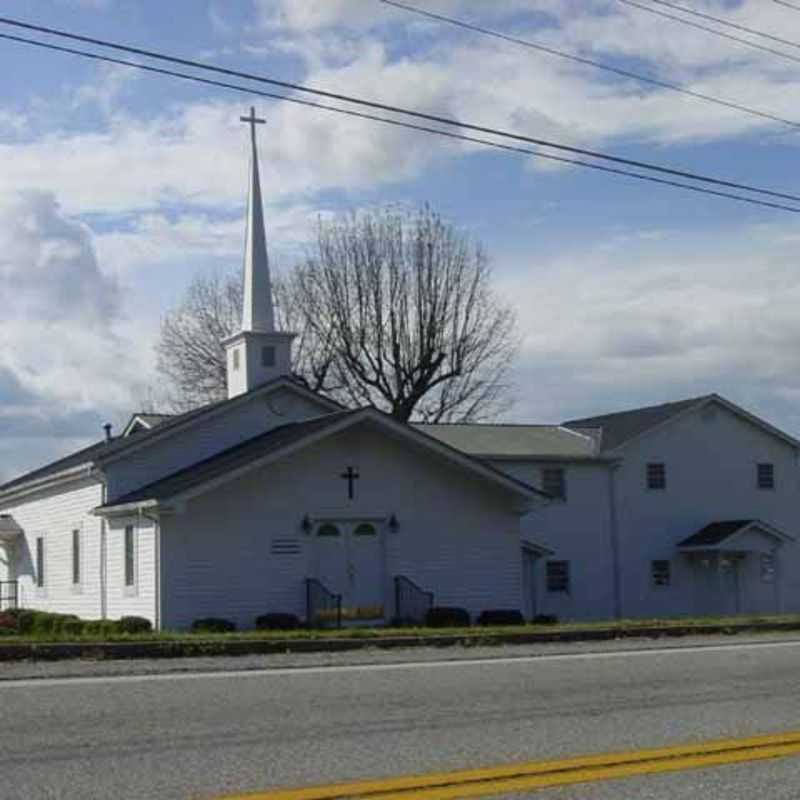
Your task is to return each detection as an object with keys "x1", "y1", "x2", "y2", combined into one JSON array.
[
  {"x1": 313, "y1": 521, "x2": 385, "y2": 621},
  {"x1": 346, "y1": 522, "x2": 384, "y2": 620},
  {"x1": 313, "y1": 522, "x2": 348, "y2": 596}
]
